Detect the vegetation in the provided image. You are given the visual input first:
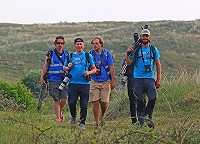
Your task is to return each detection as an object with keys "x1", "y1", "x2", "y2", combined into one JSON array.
[
  {"x1": 0, "y1": 81, "x2": 37, "y2": 111},
  {"x1": 1, "y1": 20, "x2": 200, "y2": 143},
  {"x1": 21, "y1": 70, "x2": 41, "y2": 96},
  {"x1": 0, "y1": 71, "x2": 200, "y2": 143}
]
